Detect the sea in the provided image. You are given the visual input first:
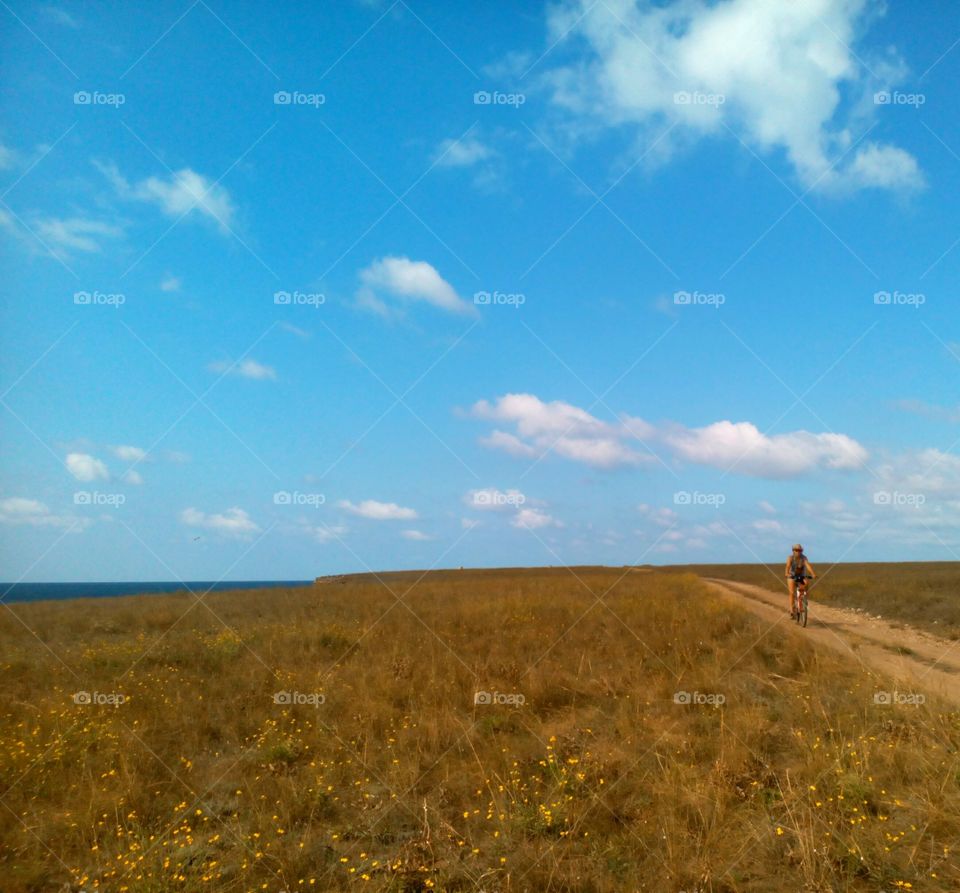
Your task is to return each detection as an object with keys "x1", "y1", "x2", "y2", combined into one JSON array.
[{"x1": 0, "y1": 581, "x2": 311, "y2": 604}]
